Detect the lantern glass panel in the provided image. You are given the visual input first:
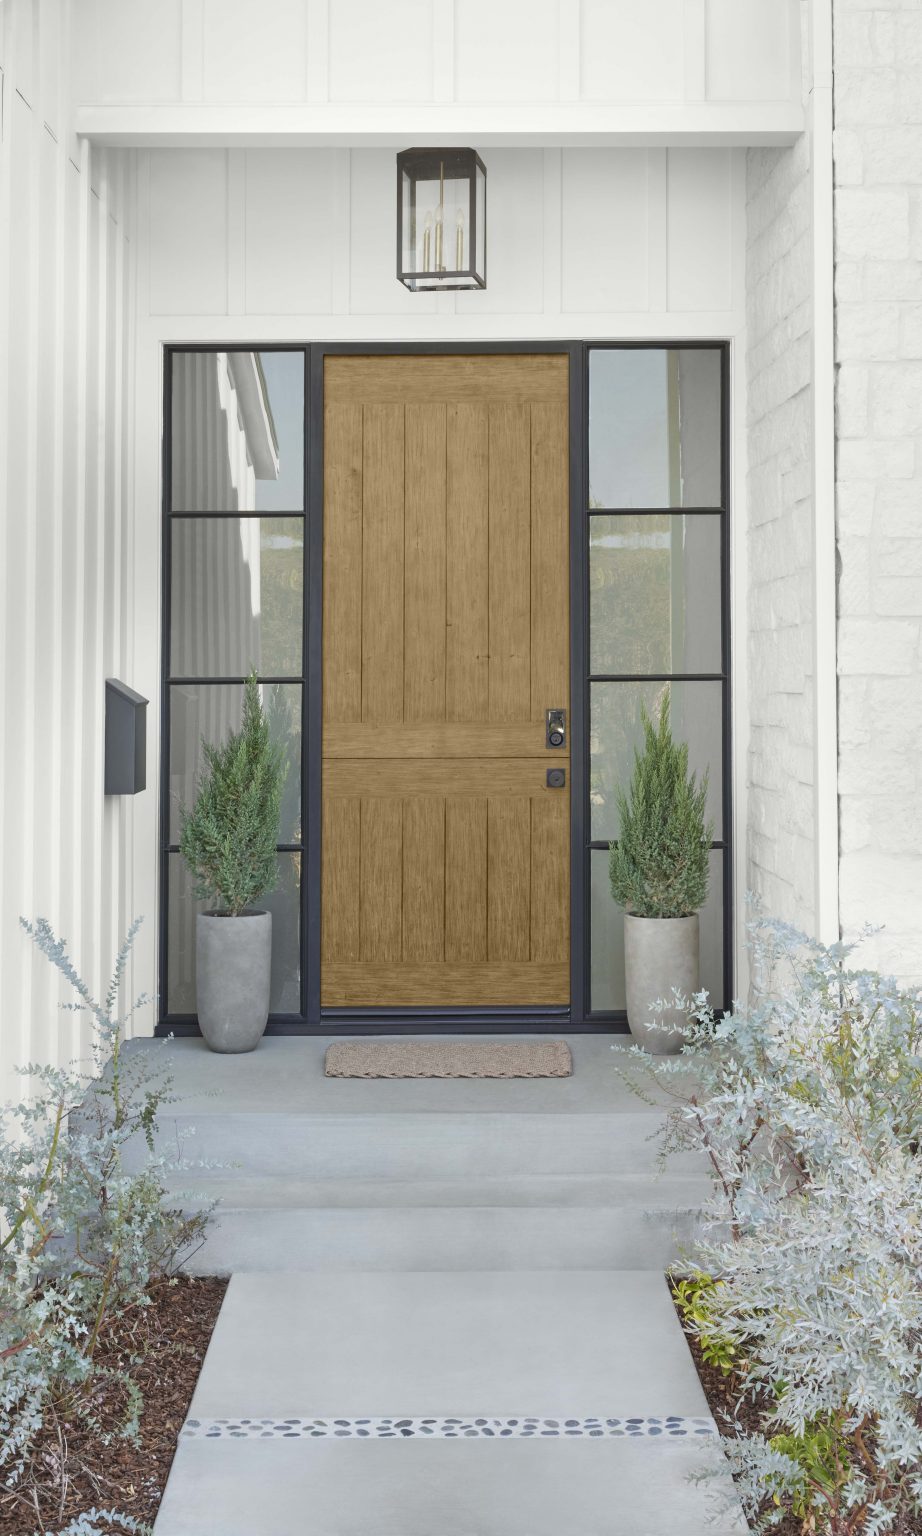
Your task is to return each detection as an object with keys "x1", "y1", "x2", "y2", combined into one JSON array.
[{"x1": 474, "y1": 160, "x2": 486, "y2": 282}]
